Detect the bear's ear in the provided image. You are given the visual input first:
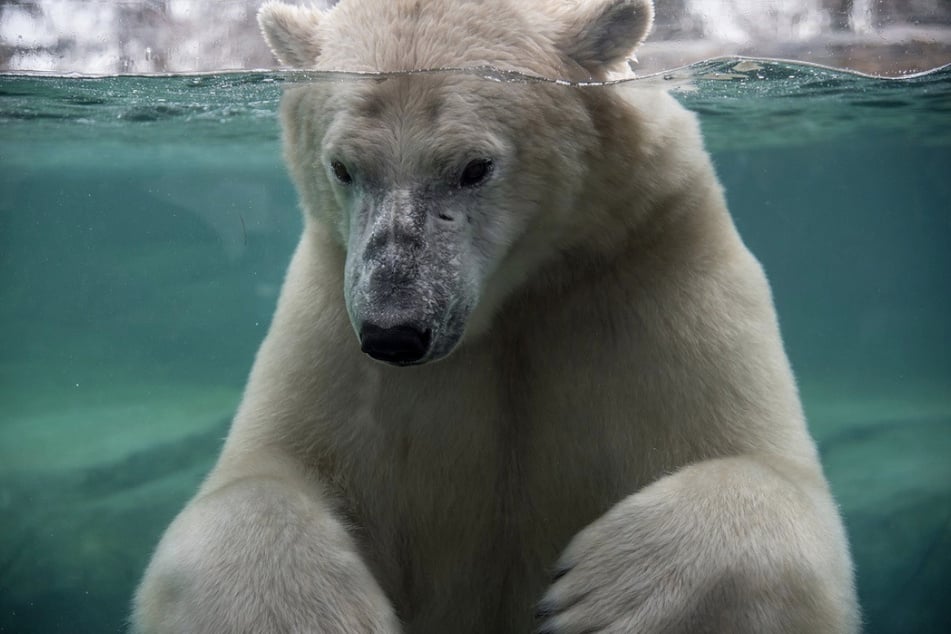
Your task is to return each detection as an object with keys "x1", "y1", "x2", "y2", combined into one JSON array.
[
  {"x1": 257, "y1": 1, "x2": 325, "y2": 68},
  {"x1": 557, "y1": 0, "x2": 654, "y2": 75}
]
